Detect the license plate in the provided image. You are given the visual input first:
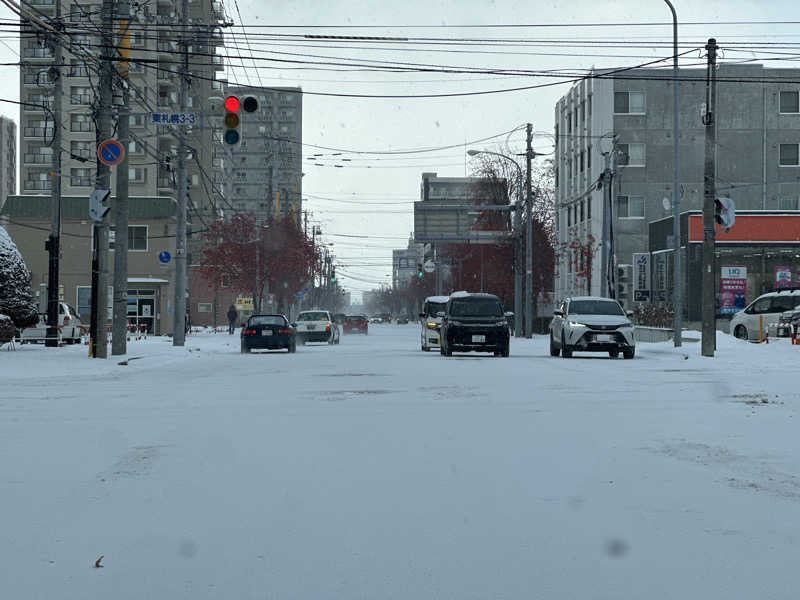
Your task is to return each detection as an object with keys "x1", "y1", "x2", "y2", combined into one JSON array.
[
  {"x1": 307, "y1": 324, "x2": 316, "y2": 330},
  {"x1": 472, "y1": 335, "x2": 486, "y2": 343},
  {"x1": 595, "y1": 334, "x2": 612, "y2": 342},
  {"x1": 262, "y1": 330, "x2": 272, "y2": 336}
]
